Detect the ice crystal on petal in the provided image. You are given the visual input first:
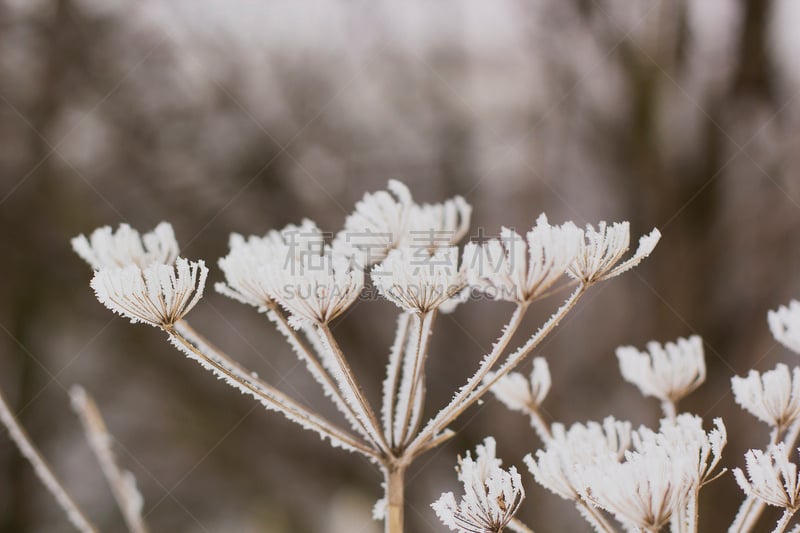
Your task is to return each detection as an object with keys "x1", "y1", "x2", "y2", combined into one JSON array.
[
  {"x1": 568, "y1": 221, "x2": 660, "y2": 284},
  {"x1": 617, "y1": 335, "x2": 706, "y2": 404},
  {"x1": 432, "y1": 437, "x2": 524, "y2": 533},
  {"x1": 577, "y1": 441, "x2": 693, "y2": 531},
  {"x1": 769, "y1": 300, "x2": 800, "y2": 354},
  {"x1": 733, "y1": 444, "x2": 800, "y2": 510},
  {"x1": 464, "y1": 215, "x2": 582, "y2": 303},
  {"x1": 525, "y1": 417, "x2": 632, "y2": 500},
  {"x1": 262, "y1": 244, "x2": 363, "y2": 329},
  {"x1": 488, "y1": 357, "x2": 551, "y2": 413},
  {"x1": 216, "y1": 220, "x2": 323, "y2": 308},
  {"x1": 72, "y1": 222, "x2": 179, "y2": 270},
  {"x1": 91, "y1": 258, "x2": 207, "y2": 328},
  {"x1": 333, "y1": 180, "x2": 413, "y2": 268},
  {"x1": 407, "y1": 195, "x2": 472, "y2": 252},
  {"x1": 731, "y1": 364, "x2": 800, "y2": 430},
  {"x1": 372, "y1": 247, "x2": 464, "y2": 314},
  {"x1": 633, "y1": 414, "x2": 726, "y2": 486}
]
